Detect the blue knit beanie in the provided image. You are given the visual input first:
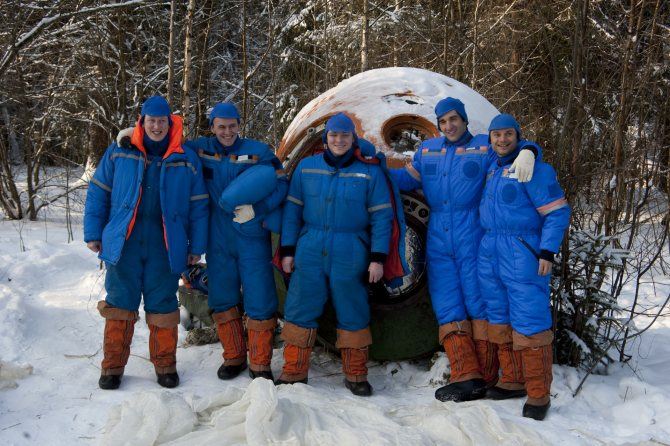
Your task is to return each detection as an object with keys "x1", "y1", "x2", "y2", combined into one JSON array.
[
  {"x1": 209, "y1": 102, "x2": 241, "y2": 126},
  {"x1": 322, "y1": 113, "x2": 358, "y2": 143},
  {"x1": 434, "y1": 97, "x2": 468, "y2": 124},
  {"x1": 488, "y1": 114, "x2": 521, "y2": 140},
  {"x1": 141, "y1": 96, "x2": 171, "y2": 118}
]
